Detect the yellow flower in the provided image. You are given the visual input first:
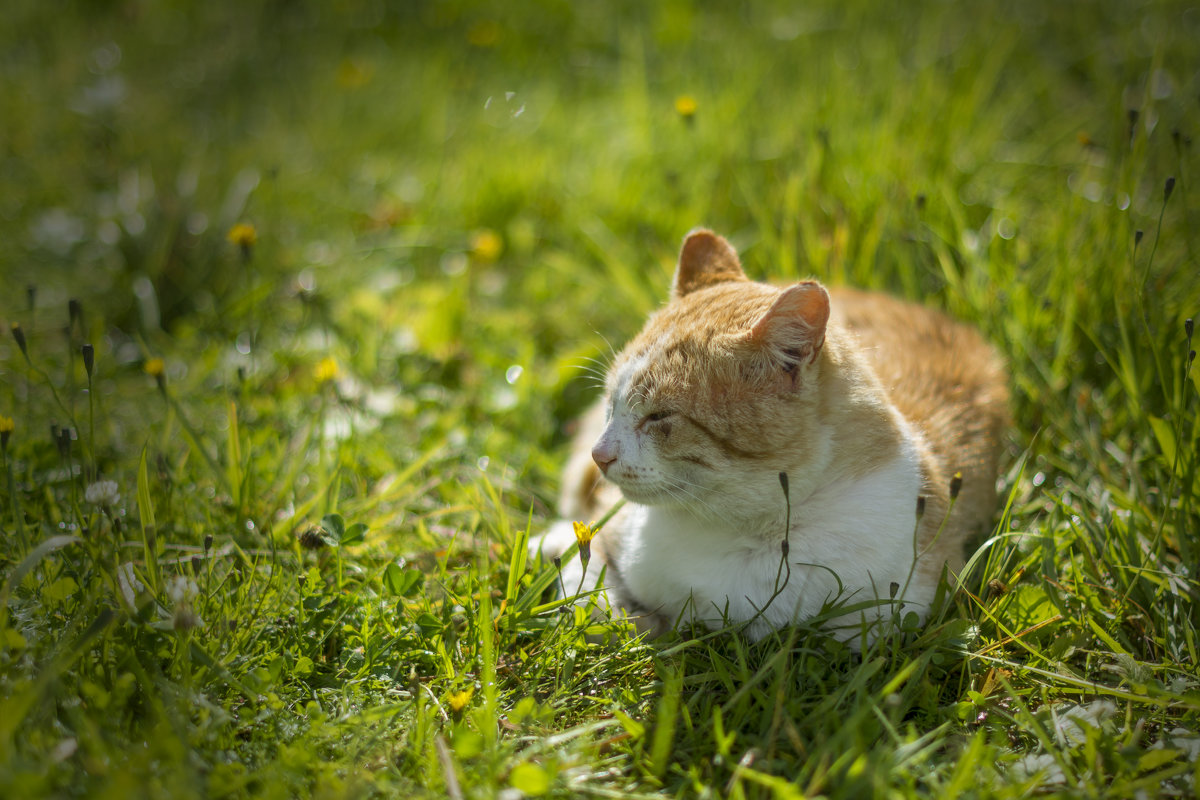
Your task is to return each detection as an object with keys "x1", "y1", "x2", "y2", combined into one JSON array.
[
  {"x1": 314, "y1": 356, "x2": 339, "y2": 384},
  {"x1": 336, "y1": 58, "x2": 373, "y2": 89},
  {"x1": 446, "y1": 687, "x2": 474, "y2": 713},
  {"x1": 0, "y1": 416, "x2": 13, "y2": 434},
  {"x1": 467, "y1": 20, "x2": 501, "y2": 47},
  {"x1": 674, "y1": 95, "x2": 698, "y2": 119},
  {"x1": 145, "y1": 357, "x2": 166, "y2": 391},
  {"x1": 227, "y1": 223, "x2": 258, "y2": 248},
  {"x1": 469, "y1": 229, "x2": 503, "y2": 263},
  {"x1": 573, "y1": 520, "x2": 596, "y2": 564}
]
